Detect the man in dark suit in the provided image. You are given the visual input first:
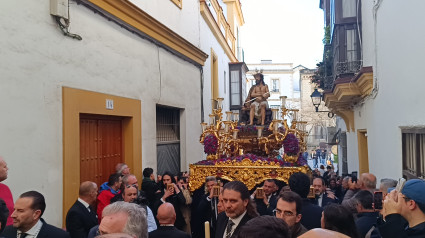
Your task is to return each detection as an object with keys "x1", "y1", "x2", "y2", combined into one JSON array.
[
  {"x1": 252, "y1": 179, "x2": 278, "y2": 216},
  {"x1": 288, "y1": 172, "x2": 323, "y2": 230},
  {"x1": 149, "y1": 202, "x2": 189, "y2": 238},
  {"x1": 215, "y1": 181, "x2": 258, "y2": 238},
  {"x1": 66, "y1": 181, "x2": 99, "y2": 238},
  {"x1": 2, "y1": 191, "x2": 70, "y2": 238},
  {"x1": 312, "y1": 177, "x2": 338, "y2": 207}
]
